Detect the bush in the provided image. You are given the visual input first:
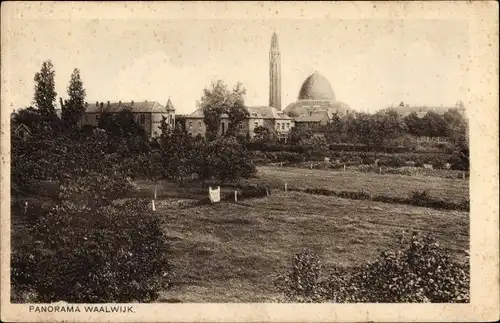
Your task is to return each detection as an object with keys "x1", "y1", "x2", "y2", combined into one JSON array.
[
  {"x1": 378, "y1": 156, "x2": 406, "y2": 168},
  {"x1": 274, "y1": 249, "x2": 325, "y2": 302},
  {"x1": 275, "y1": 233, "x2": 469, "y2": 303},
  {"x1": 11, "y1": 199, "x2": 171, "y2": 303}
]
